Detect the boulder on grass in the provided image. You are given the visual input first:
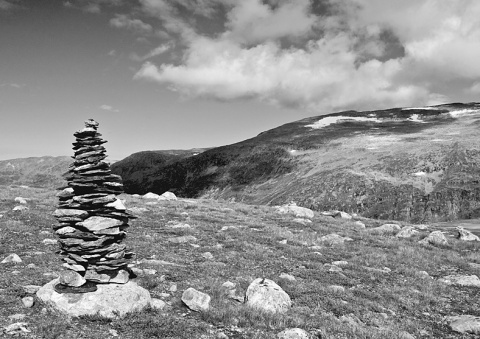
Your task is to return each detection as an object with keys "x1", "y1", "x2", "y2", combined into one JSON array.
[
  {"x1": 275, "y1": 203, "x2": 314, "y2": 219},
  {"x1": 456, "y1": 227, "x2": 480, "y2": 241},
  {"x1": 36, "y1": 278, "x2": 151, "y2": 318},
  {"x1": 446, "y1": 315, "x2": 480, "y2": 334},
  {"x1": 181, "y1": 287, "x2": 210, "y2": 311},
  {"x1": 419, "y1": 231, "x2": 448, "y2": 246},
  {"x1": 245, "y1": 278, "x2": 292, "y2": 314},
  {"x1": 158, "y1": 192, "x2": 177, "y2": 201},
  {"x1": 368, "y1": 224, "x2": 401, "y2": 235}
]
